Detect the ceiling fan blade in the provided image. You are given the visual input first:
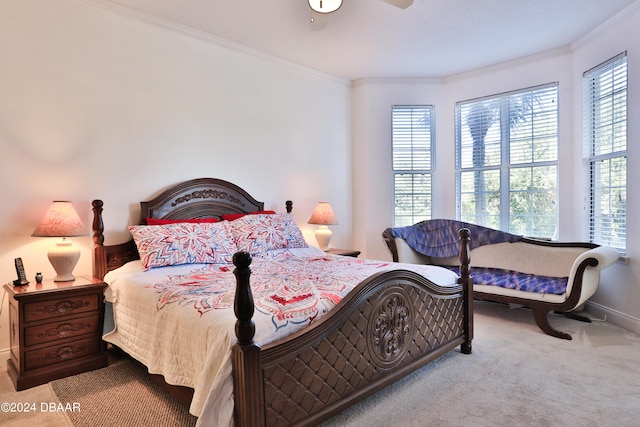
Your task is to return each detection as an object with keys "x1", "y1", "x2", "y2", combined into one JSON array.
[
  {"x1": 310, "y1": 10, "x2": 328, "y2": 31},
  {"x1": 381, "y1": 0, "x2": 413, "y2": 9}
]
